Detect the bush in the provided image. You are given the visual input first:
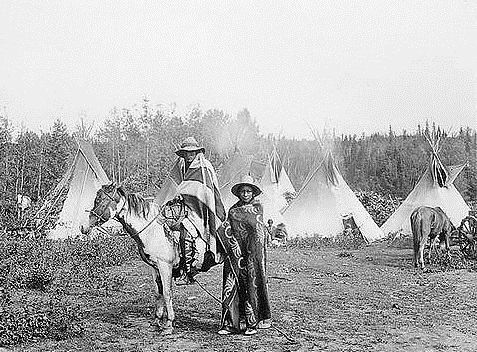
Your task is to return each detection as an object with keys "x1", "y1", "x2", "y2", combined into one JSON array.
[
  {"x1": 334, "y1": 228, "x2": 367, "y2": 249},
  {"x1": 0, "y1": 234, "x2": 138, "y2": 346},
  {"x1": 286, "y1": 235, "x2": 335, "y2": 250},
  {"x1": 0, "y1": 296, "x2": 83, "y2": 346}
]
